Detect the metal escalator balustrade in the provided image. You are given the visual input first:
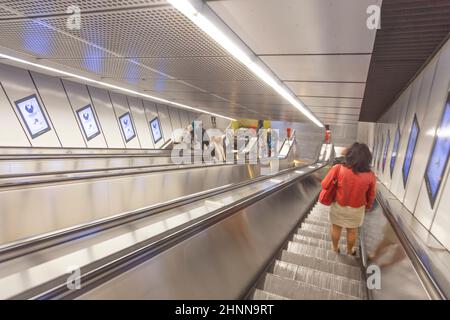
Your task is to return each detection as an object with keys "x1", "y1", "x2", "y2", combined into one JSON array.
[
  {"x1": 0, "y1": 162, "x2": 325, "y2": 299},
  {"x1": 252, "y1": 203, "x2": 366, "y2": 300}
]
